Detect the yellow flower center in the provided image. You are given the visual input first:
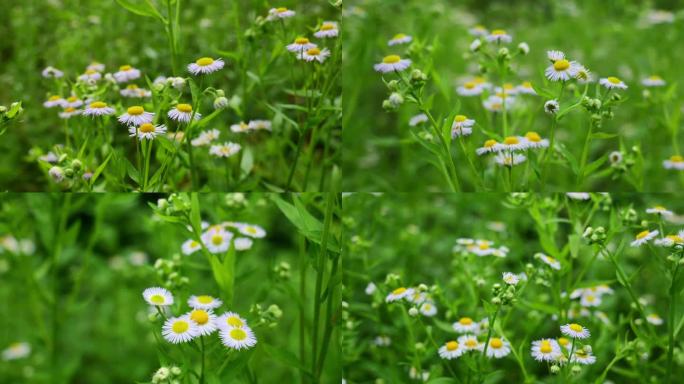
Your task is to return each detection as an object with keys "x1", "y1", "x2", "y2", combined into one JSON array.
[
  {"x1": 90, "y1": 101, "x2": 107, "y2": 109},
  {"x1": 306, "y1": 48, "x2": 321, "y2": 56},
  {"x1": 478, "y1": 243, "x2": 489, "y2": 250},
  {"x1": 295, "y1": 37, "x2": 309, "y2": 45},
  {"x1": 540, "y1": 341, "x2": 552, "y2": 353},
  {"x1": 49, "y1": 96, "x2": 61, "y2": 101},
  {"x1": 446, "y1": 341, "x2": 459, "y2": 351},
  {"x1": 558, "y1": 337, "x2": 569, "y2": 346},
  {"x1": 176, "y1": 103, "x2": 193, "y2": 113},
  {"x1": 150, "y1": 294, "x2": 165, "y2": 304},
  {"x1": 276, "y1": 7, "x2": 288, "y2": 13},
  {"x1": 211, "y1": 234, "x2": 223, "y2": 245},
  {"x1": 489, "y1": 338, "x2": 503, "y2": 348},
  {"x1": 197, "y1": 295, "x2": 213, "y2": 304},
  {"x1": 569, "y1": 323, "x2": 583, "y2": 332},
  {"x1": 320, "y1": 23, "x2": 335, "y2": 31},
  {"x1": 127, "y1": 106, "x2": 144, "y2": 115},
  {"x1": 120, "y1": 65, "x2": 132, "y2": 71},
  {"x1": 459, "y1": 317, "x2": 473, "y2": 325},
  {"x1": 172, "y1": 320, "x2": 189, "y2": 333},
  {"x1": 608, "y1": 76, "x2": 621, "y2": 84},
  {"x1": 392, "y1": 287, "x2": 407, "y2": 295},
  {"x1": 575, "y1": 350, "x2": 588, "y2": 358},
  {"x1": 525, "y1": 132, "x2": 541, "y2": 142},
  {"x1": 636, "y1": 230, "x2": 651, "y2": 240},
  {"x1": 504, "y1": 136, "x2": 519, "y2": 145},
  {"x1": 67, "y1": 96, "x2": 78, "y2": 102},
  {"x1": 230, "y1": 328, "x2": 247, "y2": 341},
  {"x1": 474, "y1": 77, "x2": 486, "y2": 84},
  {"x1": 139, "y1": 123, "x2": 155, "y2": 133},
  {"x1": 85, "y1": 69, "x2": 97, "y2": 75},
  {"x1": 64, "y1": 107, "x2": 76, "y2": 113},
  {"x1": 654, "y1": 205, "x2": 666, "y2": 211},
  {"x1": 503, "y1": 83, "x2": 514, "y2": 90},
  {"x1": 383, "y1": 55, "x2": 401, "y2": 64},
  {"x1": 454, "y1": 115, "x2": 467, "y2": 123},
  {"x1": 670, "y1": 155, "x2": 684, "y2": 162},
  {"x1": 666, "y1": 235, "x2": 683, "y2": 243},
  {"x1": 521, "y1": 81, "x2": 532, "y2": 88},
  {"x1": 196, "y1": 57, "x2": 214, "y2": 66},
  {"x1": 127, "y1": 84, "x2": 139, "y2": 89},
  {"x1": 246, "y1": 227, "x2": 258, "y2": 234},
  {"x1": 227, "y1": 316, "x2": 244, "y2": 327},
  {"x1": 190, "y1": 310, "x2": 209, "y2": 325},
  {"x1": 392, "y1": 33, "x2": 407, "y2": 40},
  {"x1": 464, "y1": 81, "x2": 476, "y2": 89},
  {"x1": 465, "y1": 339, "x2": 478, "y2": 348},
  {"x1": 553, "y1": 59, "x2": 570, "y2": 71},
  {"x1": 484, "y1": 139, "x2": 498, "y2": 148},
  {"x1": 649, "y1": 75, "x2": 662, "y2": 81},
  {"x1": 585, "y1": 295, "x2": 595, "y2": 302},
  {"x1": 491, "y1": 29, "x2": 506, "y2": 35}
]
